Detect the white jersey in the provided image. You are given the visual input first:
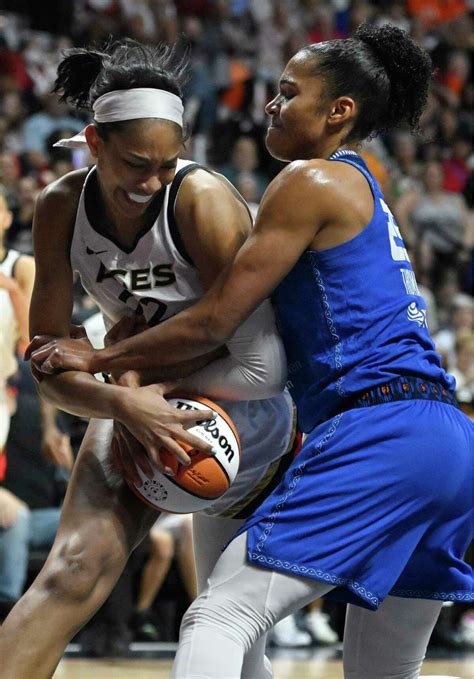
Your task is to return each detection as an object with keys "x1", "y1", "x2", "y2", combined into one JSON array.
[
  {"x1": 71, "y1": 160, "x2": 204, "y2": 330},
  {"x1": 0, "y1": 248, "x2": 21, "y2": 383},
  {"x1": 70, "y1": 160, "x2": 294, "y2": 516}
]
